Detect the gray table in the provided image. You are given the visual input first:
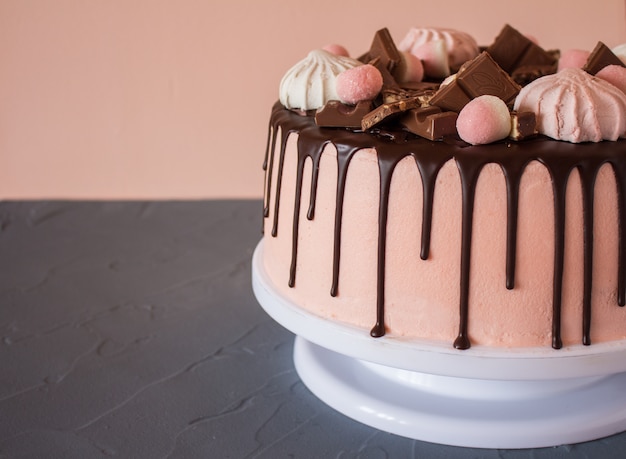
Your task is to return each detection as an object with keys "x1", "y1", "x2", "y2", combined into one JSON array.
[{"x1": 1, "y1": 200, "x2": 625, "y2": 458}]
